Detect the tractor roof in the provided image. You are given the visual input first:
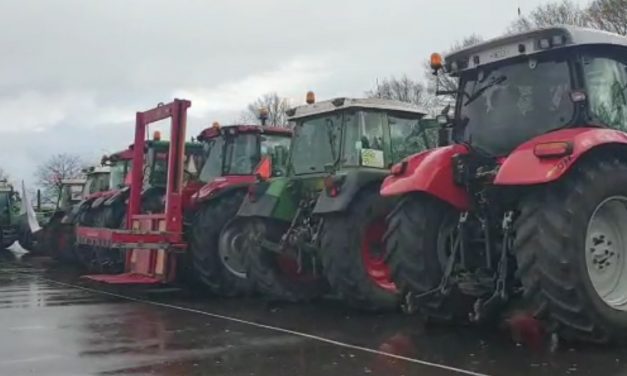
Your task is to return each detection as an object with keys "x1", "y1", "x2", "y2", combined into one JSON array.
[
  {"x1": 197, "y1": 124, "x2": 292, "y2": 142},
  {"x1": 446, "y1": 26, "x2": 627, "y2": 74},
  {"x1": 61, "y1": 178, "x2": 87, "y2": 185},
  {"x1": 108, "y1": 148, "x2": 133, "y2": 161},
  {"x1": 83, "y1": 165, "x2": 110, "y2": 175},
  {"x1": 287, "y1": 97, "x2": 428, "y2": 120}
]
